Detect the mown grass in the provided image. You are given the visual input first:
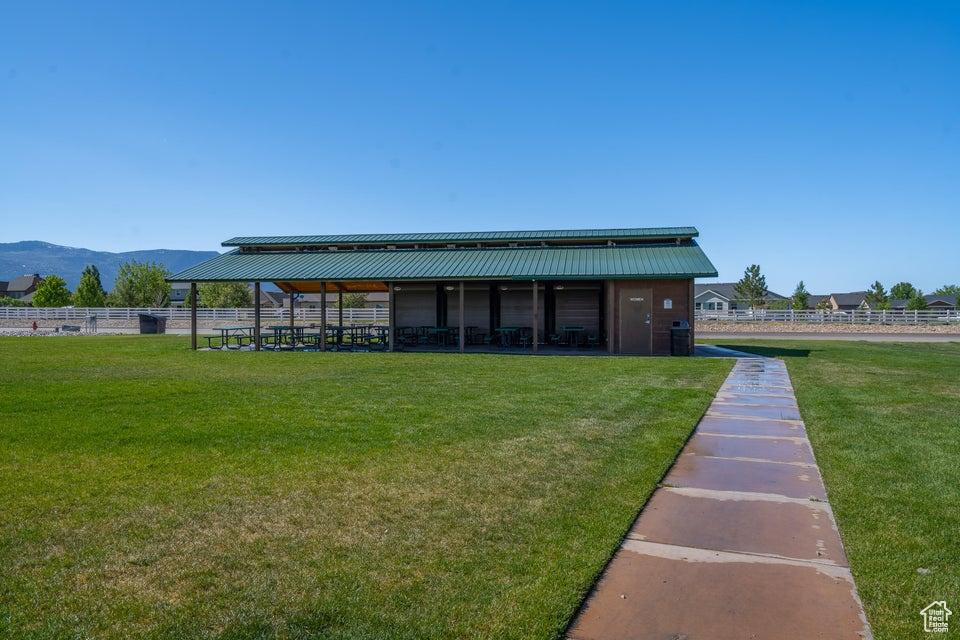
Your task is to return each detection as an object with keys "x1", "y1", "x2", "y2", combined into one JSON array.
[
  {"x1": 703, "y1": 339, "x2": 960, "y2": 640},
  {"x1": 0, "y1": 336, "x2": 730, "y2": 639}
]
